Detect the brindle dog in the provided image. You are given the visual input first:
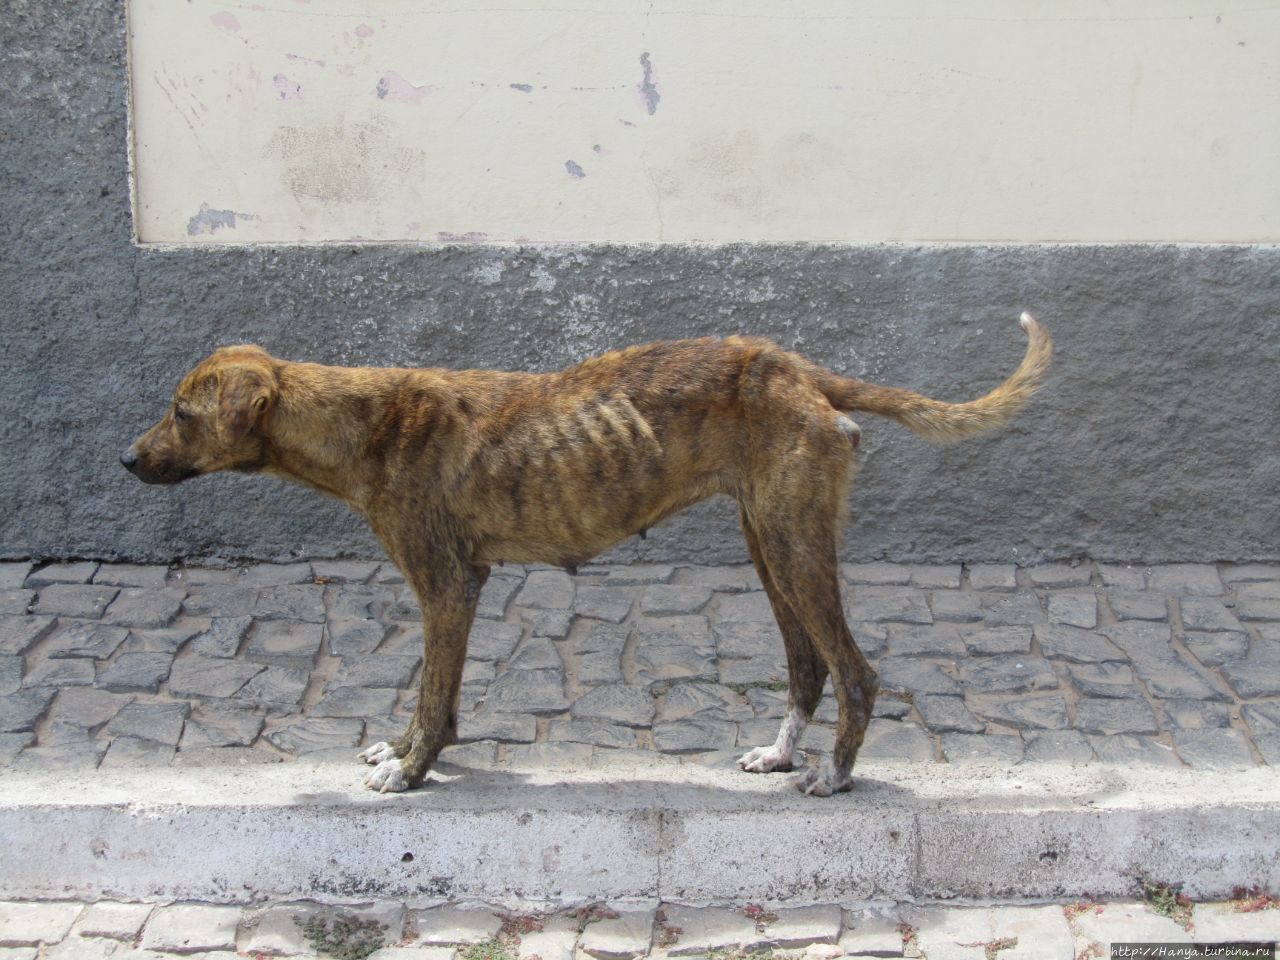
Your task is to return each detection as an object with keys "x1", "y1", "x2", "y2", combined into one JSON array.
[{"x1": 123, "y1": 314, "x2": 1051, "y2": 795}]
